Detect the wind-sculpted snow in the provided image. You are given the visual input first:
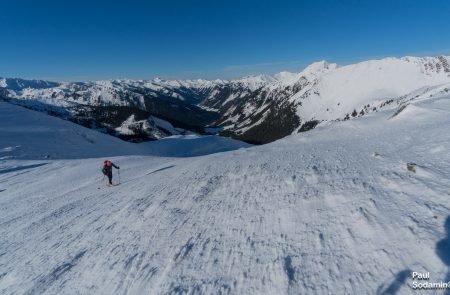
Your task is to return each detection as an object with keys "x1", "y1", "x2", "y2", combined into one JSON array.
[{"x1": 1, "y1": 92, "x2": 450, "y2": 294}]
